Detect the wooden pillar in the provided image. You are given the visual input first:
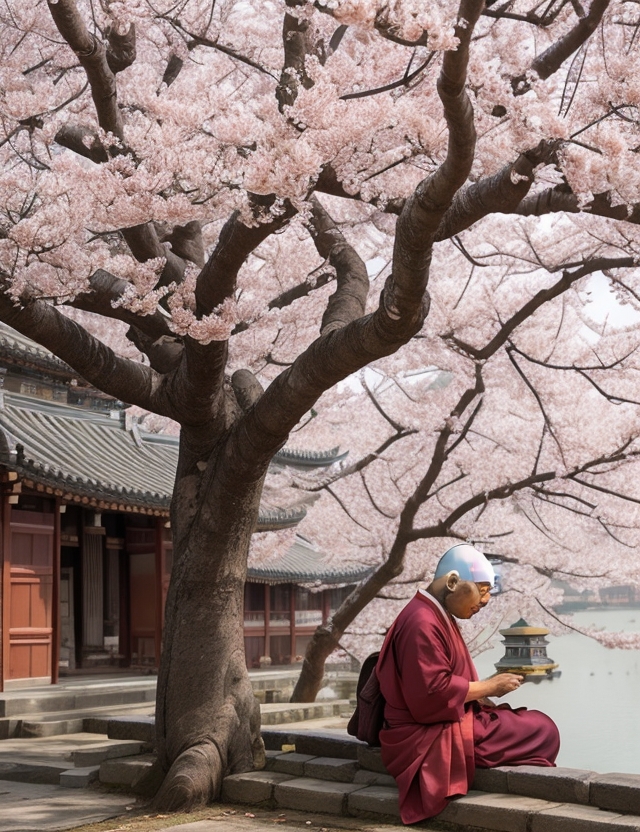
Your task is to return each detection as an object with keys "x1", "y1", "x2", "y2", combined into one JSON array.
[
  {"x1": 154, "y1": 518, "x2": 164, "y2": 669},
  {"x1": 289, "y1": 583, "x2": 296, "y2": 663},
  {"x1": 264, "y1": 584, "x2": 271, "y2": 659},
  {"x1": 82, "y1": 527, "x2": 104, "y2": 650},
  {"x1": 0, "y1": 495, "x2": 10, "y2": 692},
  {"x1": 51, "y1": 499, "x2": 61, "y2": 684},
  {"x1": 322, "y1": 590, "x2": 331, "y2": 626},
  {"x1": 119, "y1": 546, "x2": 130, "y2": 667}
]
